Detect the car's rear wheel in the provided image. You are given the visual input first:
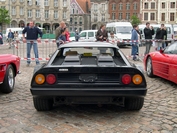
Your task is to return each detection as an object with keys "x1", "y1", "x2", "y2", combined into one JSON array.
[
  {"x1": 33, "y1": 96, "x2": 53, "y2": 111},
  {"x1": 125, "y1": 97, "x2": 144, "y2": 110},
  {"x1": 146, "y1": 56, "x2": 154, "y2": 77},
  {"x1": 0, "y1": 65, "x2": 15, "y2": 93}
]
